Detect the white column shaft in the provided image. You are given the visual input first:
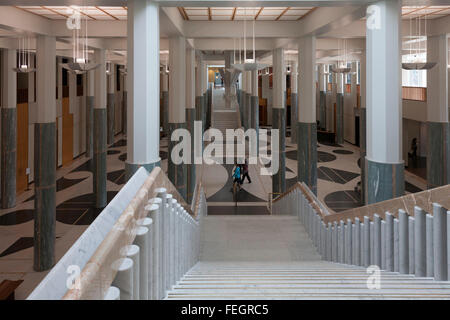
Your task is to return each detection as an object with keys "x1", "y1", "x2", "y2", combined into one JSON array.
[
  {"x1": 108, "y1": 62, "x2": 115, "y2": 94},
  {"x1": 366, "y1": 0, "x2": 402, "y2": 163},
  {"x1": 1, "y1": 49, "x2": 16, "y2": 109},
  {"x1": 186, "y1": 47, "x2": 195, "y2": 109},
  {"x1": 291, "y1": 62, "x2": 298, "y2": 94},
  {"x1": 273, "y1": 47, "x2": 285, "y2": 109},
  {"x1": 298, "y1": 35, "x2": 316, "y2": 123},
  {"x1": 36, "y1": 36, "x2": 56, "y2": 122},
  {"x1": 427, "y1": 34, "x2": 448, "y2": 122},
  {"x1": 127, "y1": 0, "x2": 160, "y2": 165},
  {"x1": 169, "y1": 36, "x2": 186, "y2": 123}
]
